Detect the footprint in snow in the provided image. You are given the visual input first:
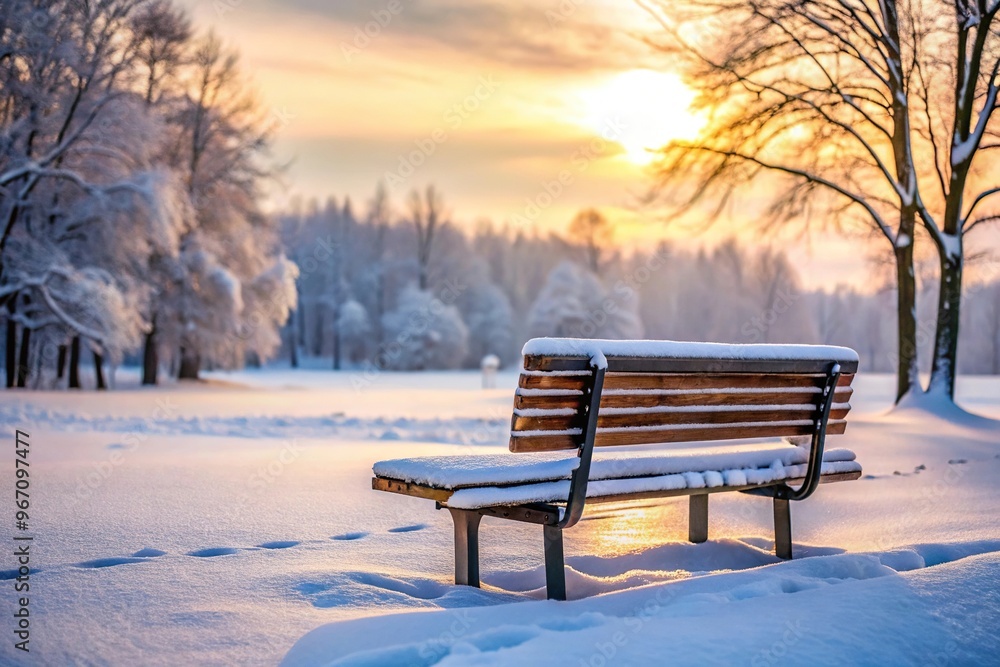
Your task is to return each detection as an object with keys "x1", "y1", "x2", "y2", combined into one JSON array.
[
  {"x1": 132, "y1": 548, "x2": 167, "y2": 558},
  {"x1": 948, "y1": 458, "x2": 967, "y2": 465},
  {"x1": 187, "y1": 547, "x2": 239, "y2": 558},
  {"x1": 258, "y1": 540, "x2": 300, "y2": 549},
  {"x1": 75, "y1": 557, "x2": 150, "y2": 569},
  {"x1": 388, "y1": 524, "x2": 427, "y2": 534},
  {"x1": 332, "y1": 532, "x2": 369, "y2": 541},
  {"x1": 0, "y1": 568, "x2": 41, "y2": 580}
]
